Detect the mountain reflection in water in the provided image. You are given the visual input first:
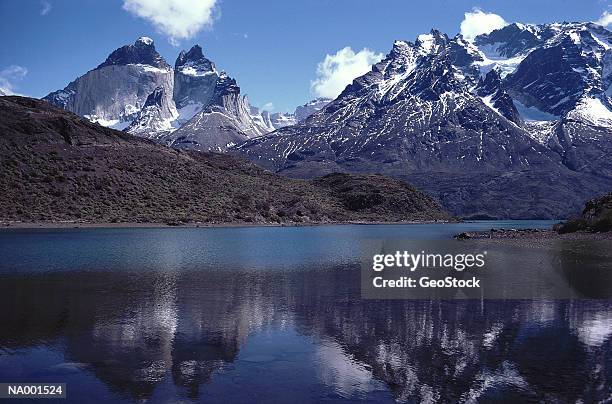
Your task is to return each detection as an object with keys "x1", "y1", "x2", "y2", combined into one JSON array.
[
  {"x1": 0, "y1": 224, "x2": 610, "y2": 402},
  {"x1": 1, "y1": 268, "x2": 611, "y2": 403}
]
